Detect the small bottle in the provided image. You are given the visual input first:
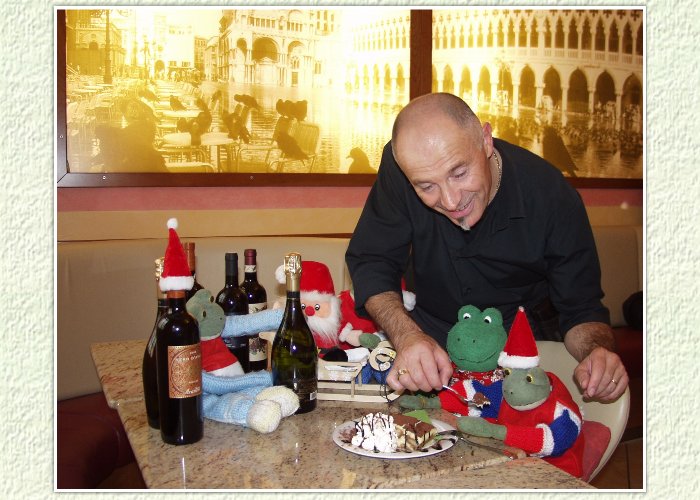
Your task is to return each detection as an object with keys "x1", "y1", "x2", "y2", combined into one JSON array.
[
  {"x1": 156, "y1": 289, "x2": 203, "y2": 445},
  {"x1": 215, "y1": 252, "x2": 250, "y2": 372},
  {"x1": 142, "y1": 257, "x2": 166, "y2": 429},
  {"x1": 184, "y1": 242, "x2": 204, "y2": 301},
  {"x1": 271, "y1": 253, "x2": 318, "y2": 414},
  {"x1": 241, "y1": 249, "x2": 268, "y2": 372}
]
